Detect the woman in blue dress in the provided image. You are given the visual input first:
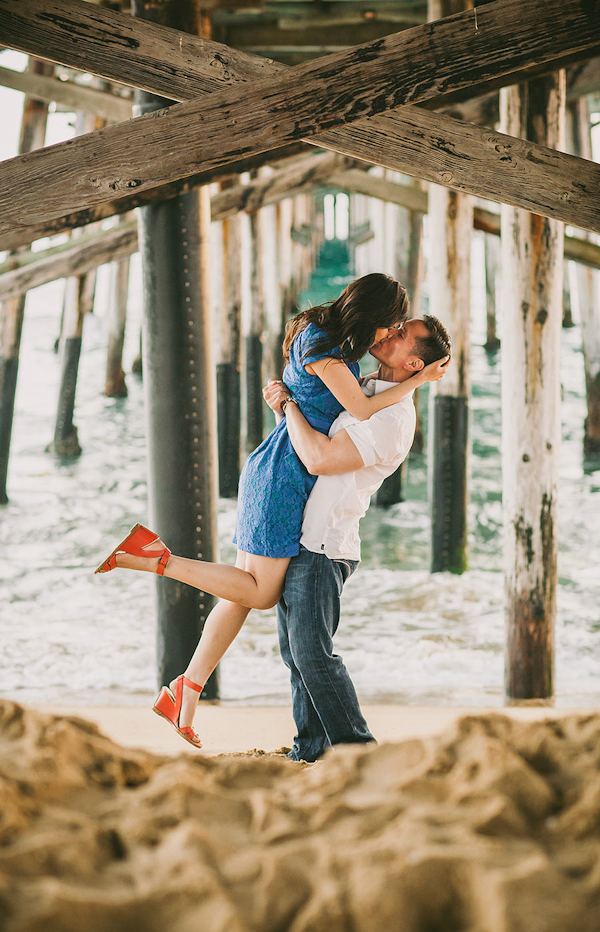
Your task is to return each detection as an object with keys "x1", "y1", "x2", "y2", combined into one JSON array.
[{"x1": 96, "y1": 273, "x2": 447, "y2": 746}]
